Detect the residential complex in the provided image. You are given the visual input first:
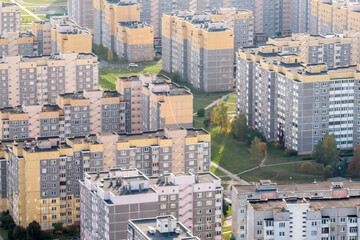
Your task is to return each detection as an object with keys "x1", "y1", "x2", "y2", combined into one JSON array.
[
  {"x1": 235, "y1": 33, "x2": 360, "y2": 153},
  {"x1": 0, "y1": 52, "x2": 98, "y2": 108},
  {"x1": 80, "y1": 168, "x2": 222, "y2": 240},
  {"x1": 115, "y1": 21, "x2": 154, "y2": 62},
  {"x1": 309, "y1": 0, "x2": 360, "y2": 35},
  {"x1": 68, "y1": 0, "x2": 94, "y2": 30},
  {"x1": 162, "y1": 11, "x2": 235, "y2": 92},
  {"x1": 232, "y1": 180, "x2": 360, "y2": 240},
  {"x1": 128, "y1": 215, "x2": 200, "y2": 240},
  {"x1": 0, "y1": 2, "x2": 20, "y2": 34},
  {"x1": 0, "y1": 32, "x2": 39, "y2": 57},
  {"x1": 116, "y1": 74, "x2": 193, "y2": 133}
]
